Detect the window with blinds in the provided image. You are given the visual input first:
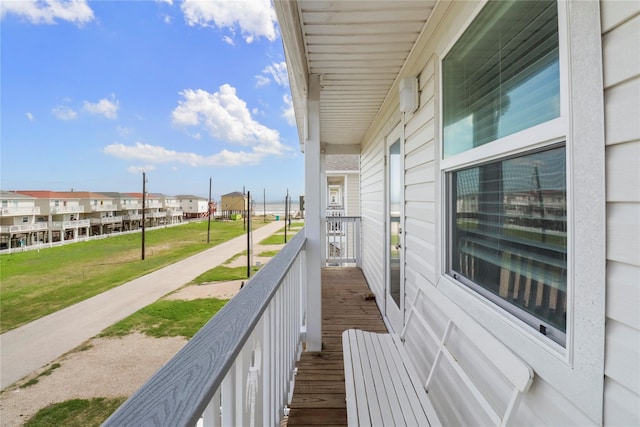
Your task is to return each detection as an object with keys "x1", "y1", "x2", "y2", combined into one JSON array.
[
  {"x1": 443, "y1": 0, "x2": 560, "y2": 157},
  {"x1": 443, "y1": 0, "x2": 566, "y2": 345},
  {"x1": 450, "y1": 146, "x2": 567, "y2": 344}
]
